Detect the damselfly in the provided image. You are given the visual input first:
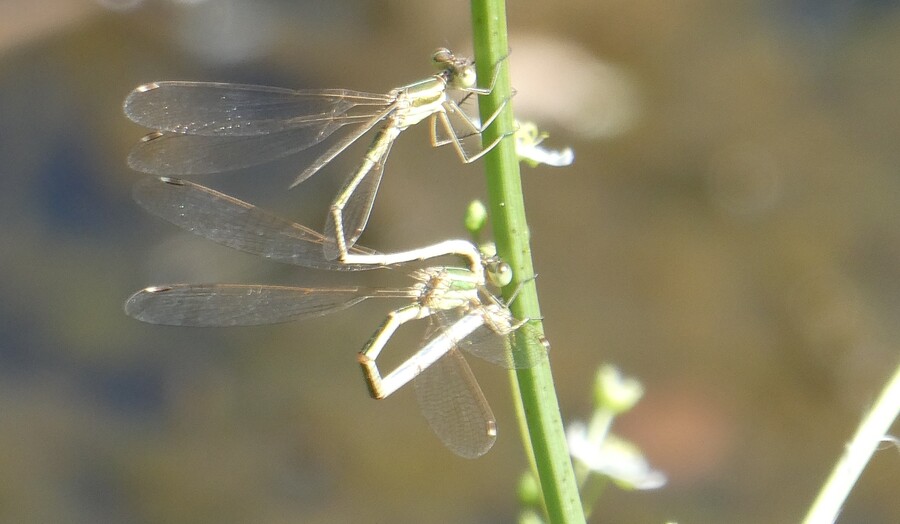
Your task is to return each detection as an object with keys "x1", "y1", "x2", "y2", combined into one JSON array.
[
  {"x1": 125, "y1": 177, "x2": 544, "y2": 458},
  {"x1": 124, "y1": 48, "x2": 509, "y2": 262}
]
